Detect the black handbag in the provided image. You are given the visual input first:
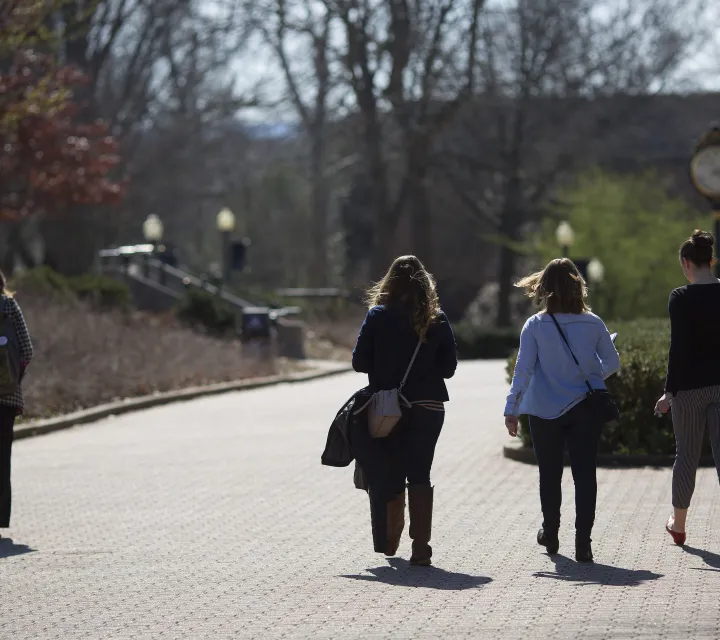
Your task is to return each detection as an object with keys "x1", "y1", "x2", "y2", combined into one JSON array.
[{"x1": 549, "y1": 314, "x2": 620, "y2": 428}]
